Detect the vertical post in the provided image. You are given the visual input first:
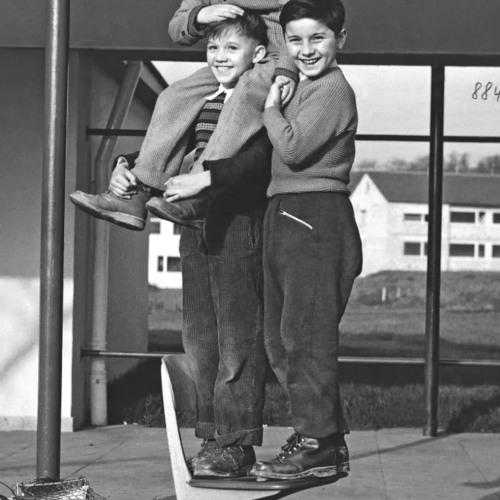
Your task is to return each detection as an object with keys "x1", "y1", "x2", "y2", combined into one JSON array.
[
  {"x1": 89, "y1": 62, "x2": 143, "y2": 426},
  {"x1": 424, "y1": 65, "x2": 445, "y2": 437},
  {"x1": 37, "y1": 0, "x2": 70, "y2": 479}
]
